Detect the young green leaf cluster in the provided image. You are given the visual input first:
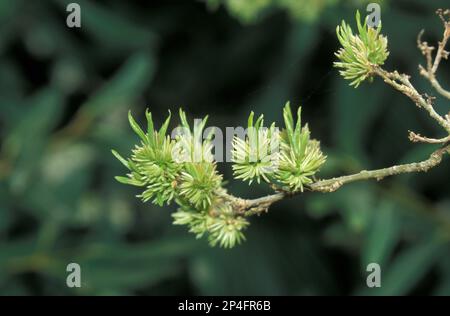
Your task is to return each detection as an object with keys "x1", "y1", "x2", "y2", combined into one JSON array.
[
  {"x1": 113, "y1": 110, "x2": 250, "y2": 248},
  {"x1": 231, "y1": 112, "x2": 279, "y2": 184},
  {"x1": 113, "y1": 103, "x2": 326, "y2": 248},
  {"x1": 112, "y1": 110, "x2": 179, "y2": 205},
  {"x1": 277, "y1": 105, "x2": 327, "y2": 192},
  {"x1": 334, "y1": 10, "x2": 389, "y2": 87},
  {"x1": 231, "y1": 102, "x2": 326, "y2": 192},
  {"x1": 172, "y1": 198, "x2": 249, "y2": 248}
]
